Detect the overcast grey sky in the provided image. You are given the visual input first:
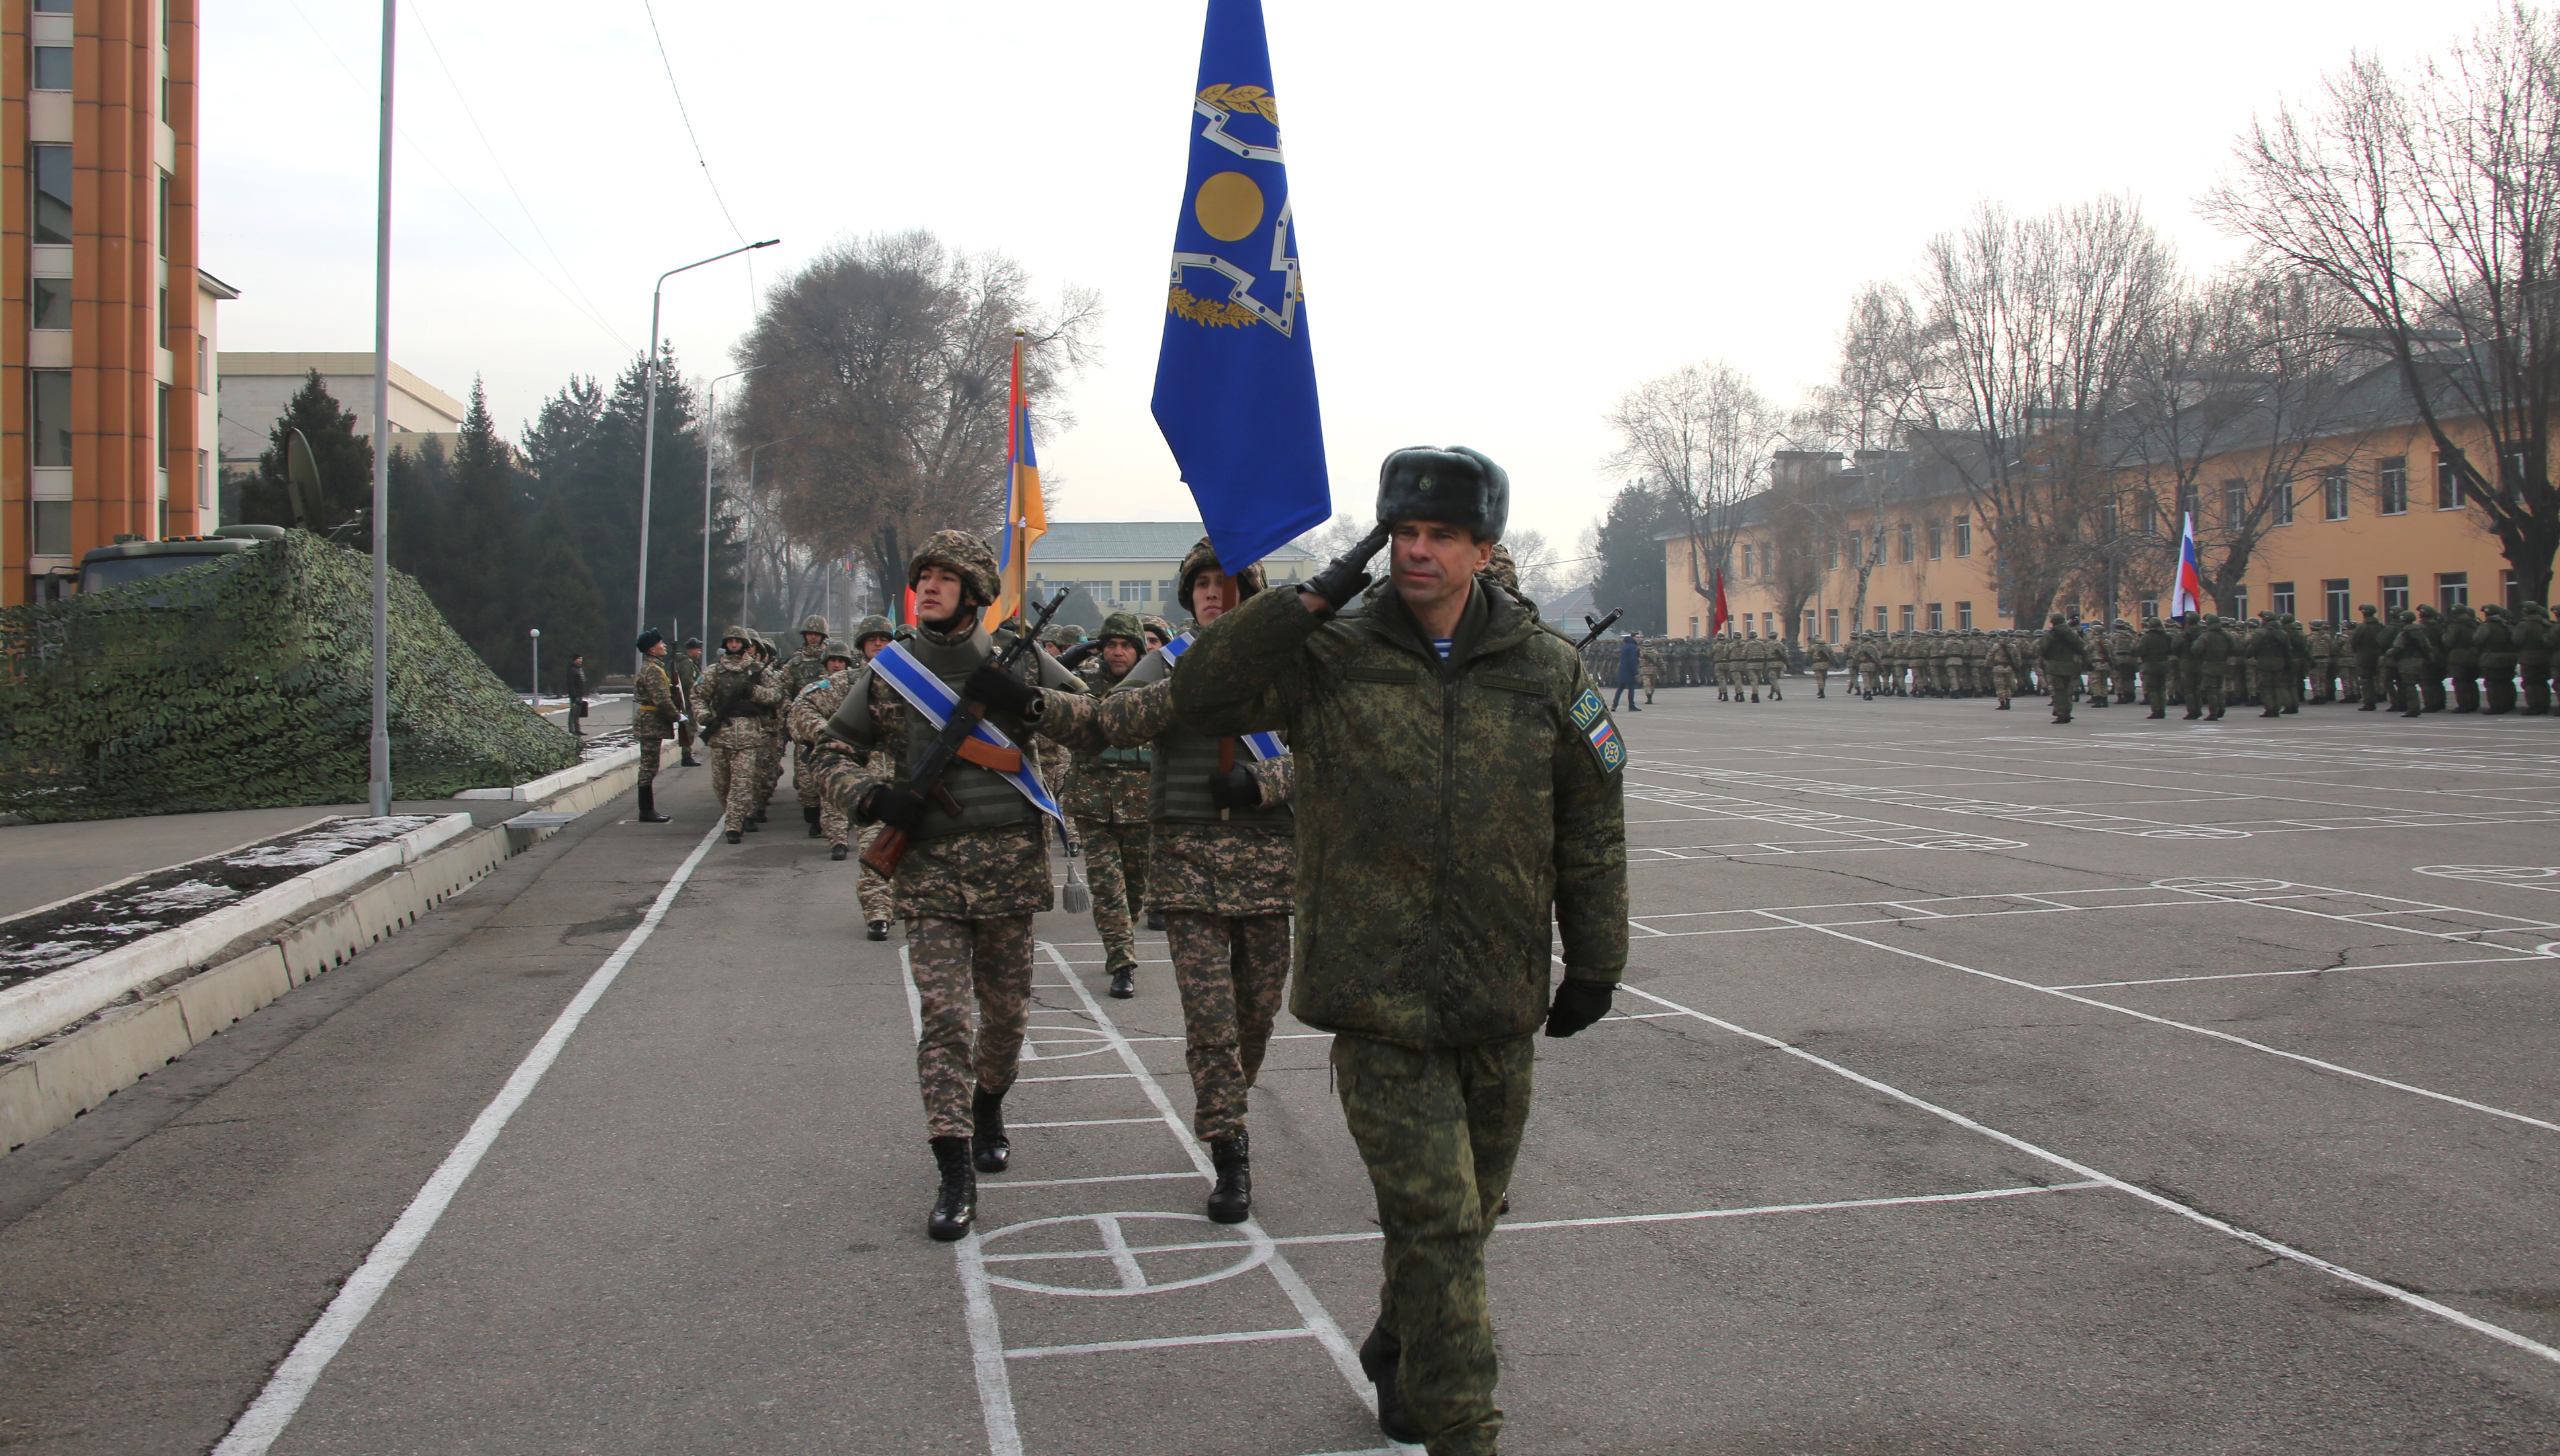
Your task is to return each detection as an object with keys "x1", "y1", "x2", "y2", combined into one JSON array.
[{"x1": 204, "y1": 0, "x2": 2504, "y2": 552}]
